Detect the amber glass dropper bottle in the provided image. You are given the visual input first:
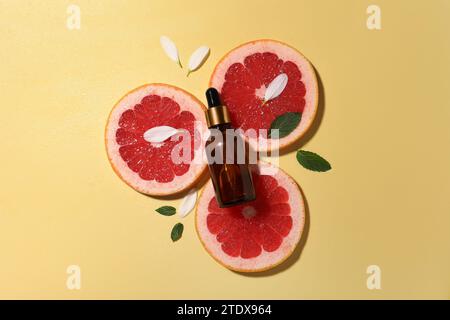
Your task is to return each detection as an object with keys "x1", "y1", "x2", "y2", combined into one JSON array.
[{"x1": 205, "y1": 88, "x2": 256, "y2": 208}]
